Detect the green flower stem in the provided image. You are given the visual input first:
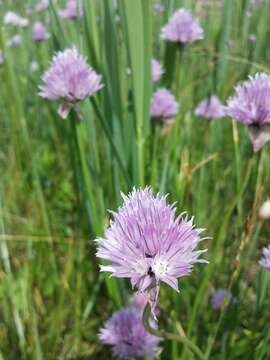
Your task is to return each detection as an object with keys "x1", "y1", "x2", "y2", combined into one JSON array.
[
  {"x1": 143, "y1": 304, "x2": 207, "y2": 360},
  {"x1": 91, "y1": 97, "x2": 130, "y2": 183}
]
